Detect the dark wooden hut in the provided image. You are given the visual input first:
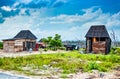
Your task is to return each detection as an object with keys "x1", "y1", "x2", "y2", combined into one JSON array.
[
  {"x1": 85, "y1": 25, "x2": 111, "y2": 54},
  {"x1": 3, "y1": 30, "x2": 37, "y2": 52}
]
